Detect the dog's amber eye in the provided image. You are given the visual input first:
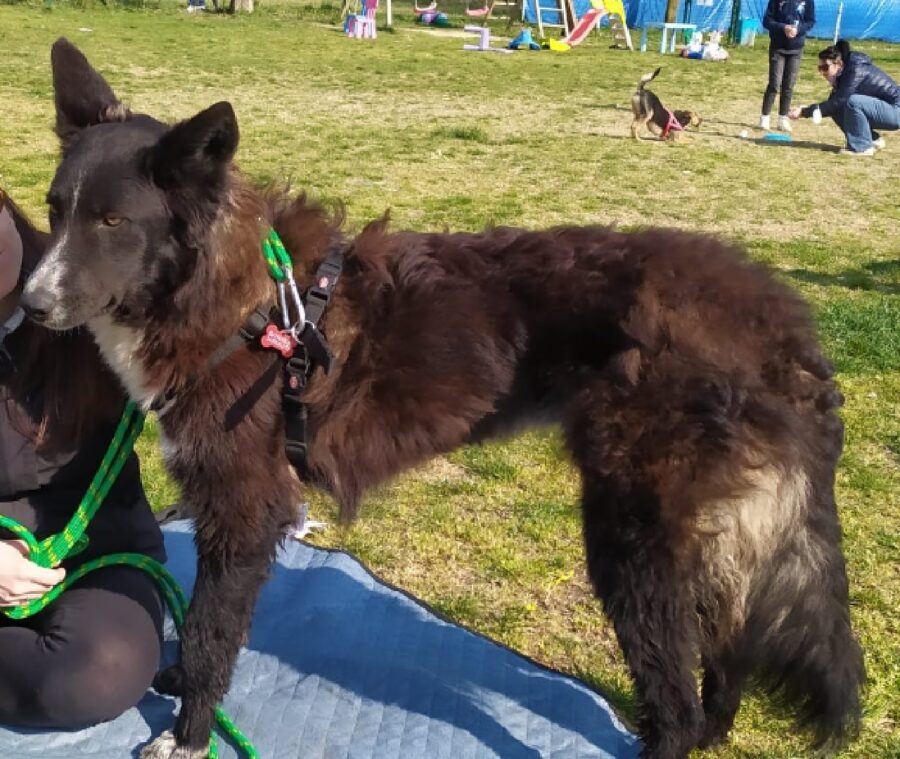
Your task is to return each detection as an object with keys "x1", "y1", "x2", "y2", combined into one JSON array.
[{"x1": 102, "y1": 215, "x2": 123, "y2": 228}]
